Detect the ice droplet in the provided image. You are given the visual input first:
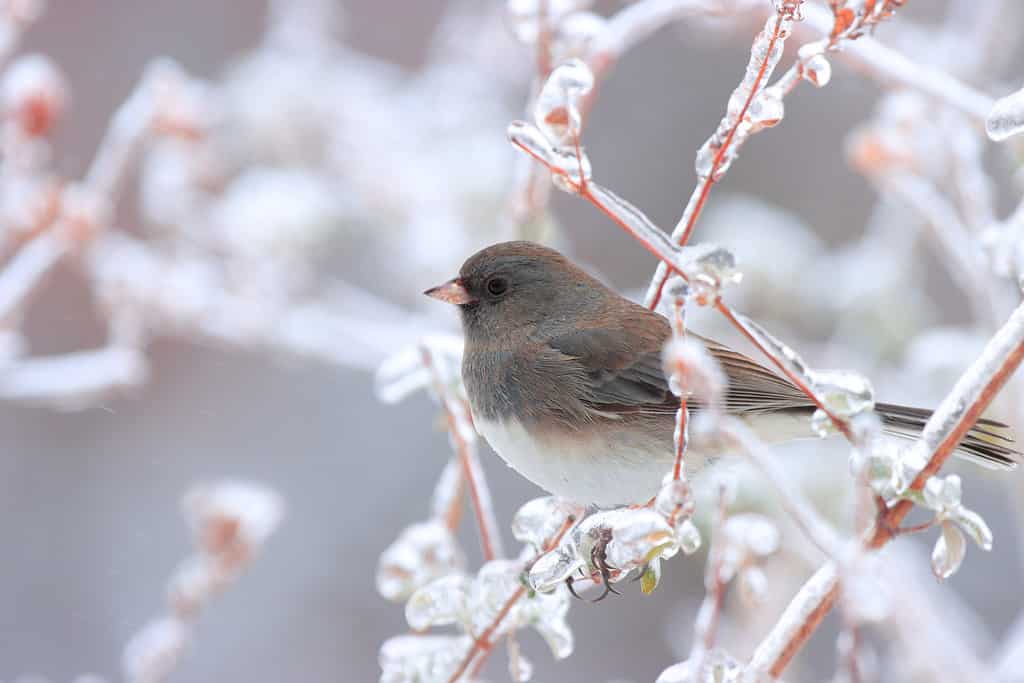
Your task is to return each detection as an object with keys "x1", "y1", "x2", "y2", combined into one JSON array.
[
  {"x1": 534, "y1": 58, "x2": 594, "y2": 145},
  {"x1": 405, "y1": 574, "x2": 470, "y2": 631},
  {"x1": 932, "y1": 521, "x2": 967, "y2": 580},
  {"x1": 797, "y1": 44, "x2": 831, "y2": 87},
  {"x1": 748, "y1": 86, "x2": 784, "y2": 132},
  {"x1": 511, "y1": 497, "x2": 584, "y2": 551},
  {"x1": 807, "y1": 369, "x2": 875, "y2": 419},
  {"x1": 655, "y1": 475, "x2": 696, "y2": 519},
  {"x1": 694, "y1": 137, "x2": 733, "y2": 182},
  {"x1": 689, "y1": 245, "x2": 742, "y2": 305},
  {"x1": 677, "y1": 519, "x2": 703, "y2": 555},
  {"x1": 529, "y1": 542, "x2": 583, "y2": 592},
  {"x1": 661, "y1": 336, "x2": 727, "y2": 406},
  {"x1": 986, "y1": 85, "x2": 1024, "y2": 142},
  {"x1": 810, "y1": 408, "x2": 835, "y2": 438}
]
